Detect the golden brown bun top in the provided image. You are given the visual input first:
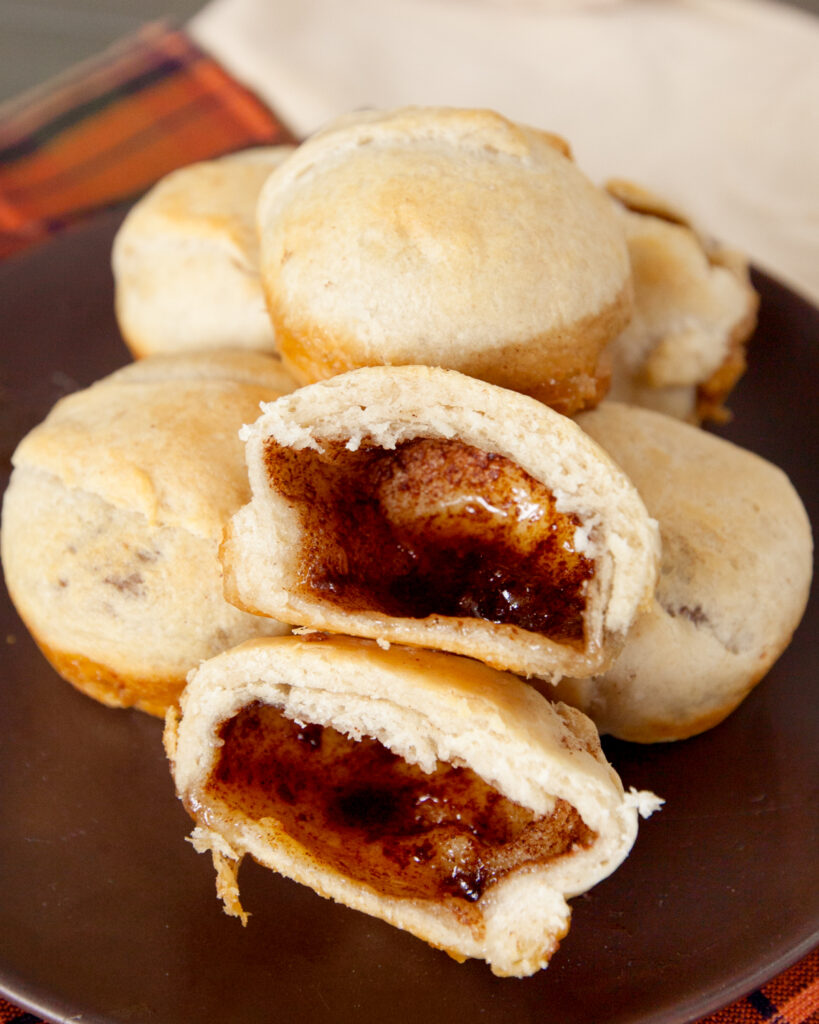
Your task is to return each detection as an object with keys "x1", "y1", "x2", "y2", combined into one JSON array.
[
  {"x1": 104, "y1": 348, "x2": 298, "y2": 391},
  {"x1": 256, "y1": 107, "x2": 632, "y2": 409},
  {"x1": 11, "y1": 350, "x2": 296, "y2": 541},
  {"x1": 117, "y1": 146, "x2": 295, "y2": 266}
]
